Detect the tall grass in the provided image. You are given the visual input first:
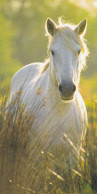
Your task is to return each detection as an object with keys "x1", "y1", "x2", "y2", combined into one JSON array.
[{"x1": 0, "y1": 95, "x2": 97, "y2": 194}]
